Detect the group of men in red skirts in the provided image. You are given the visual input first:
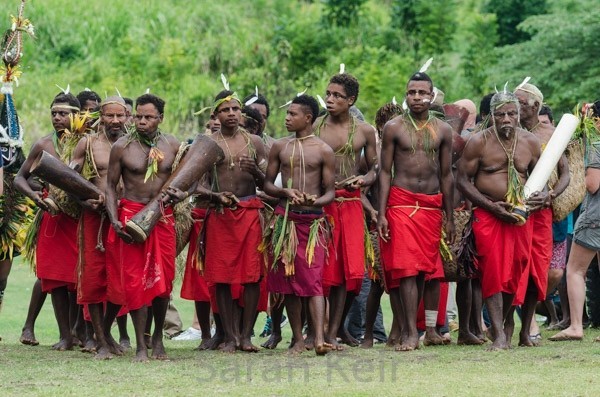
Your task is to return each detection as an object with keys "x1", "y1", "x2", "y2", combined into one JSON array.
[{"x1": 8, "y1": 66, "x2": 565, "y2": 360}]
